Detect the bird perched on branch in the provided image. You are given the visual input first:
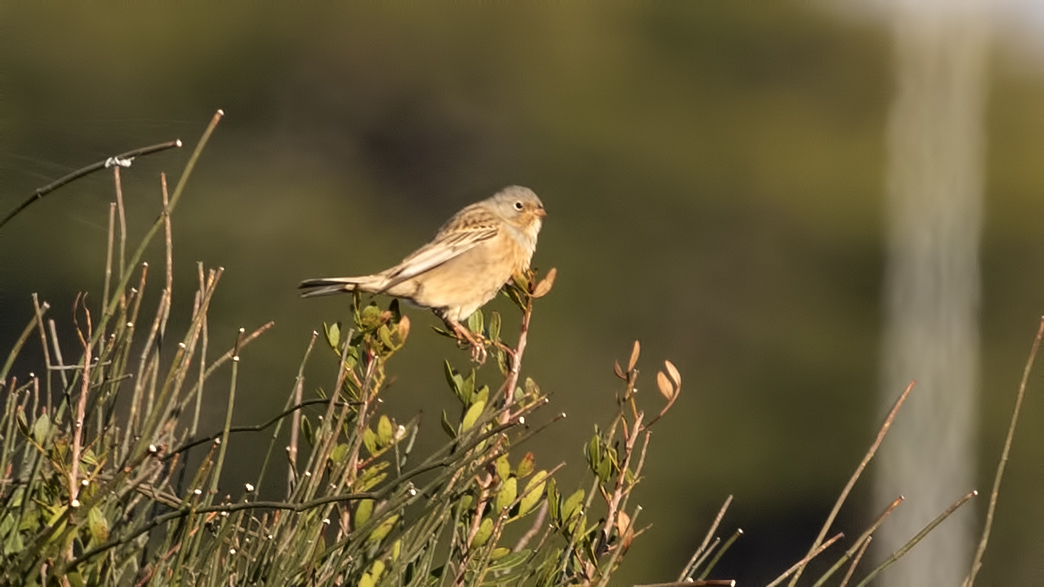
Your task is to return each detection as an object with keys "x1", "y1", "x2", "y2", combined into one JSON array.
[{"x1": 299, "y1": 185, "x2": 547, "y2": 362}]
